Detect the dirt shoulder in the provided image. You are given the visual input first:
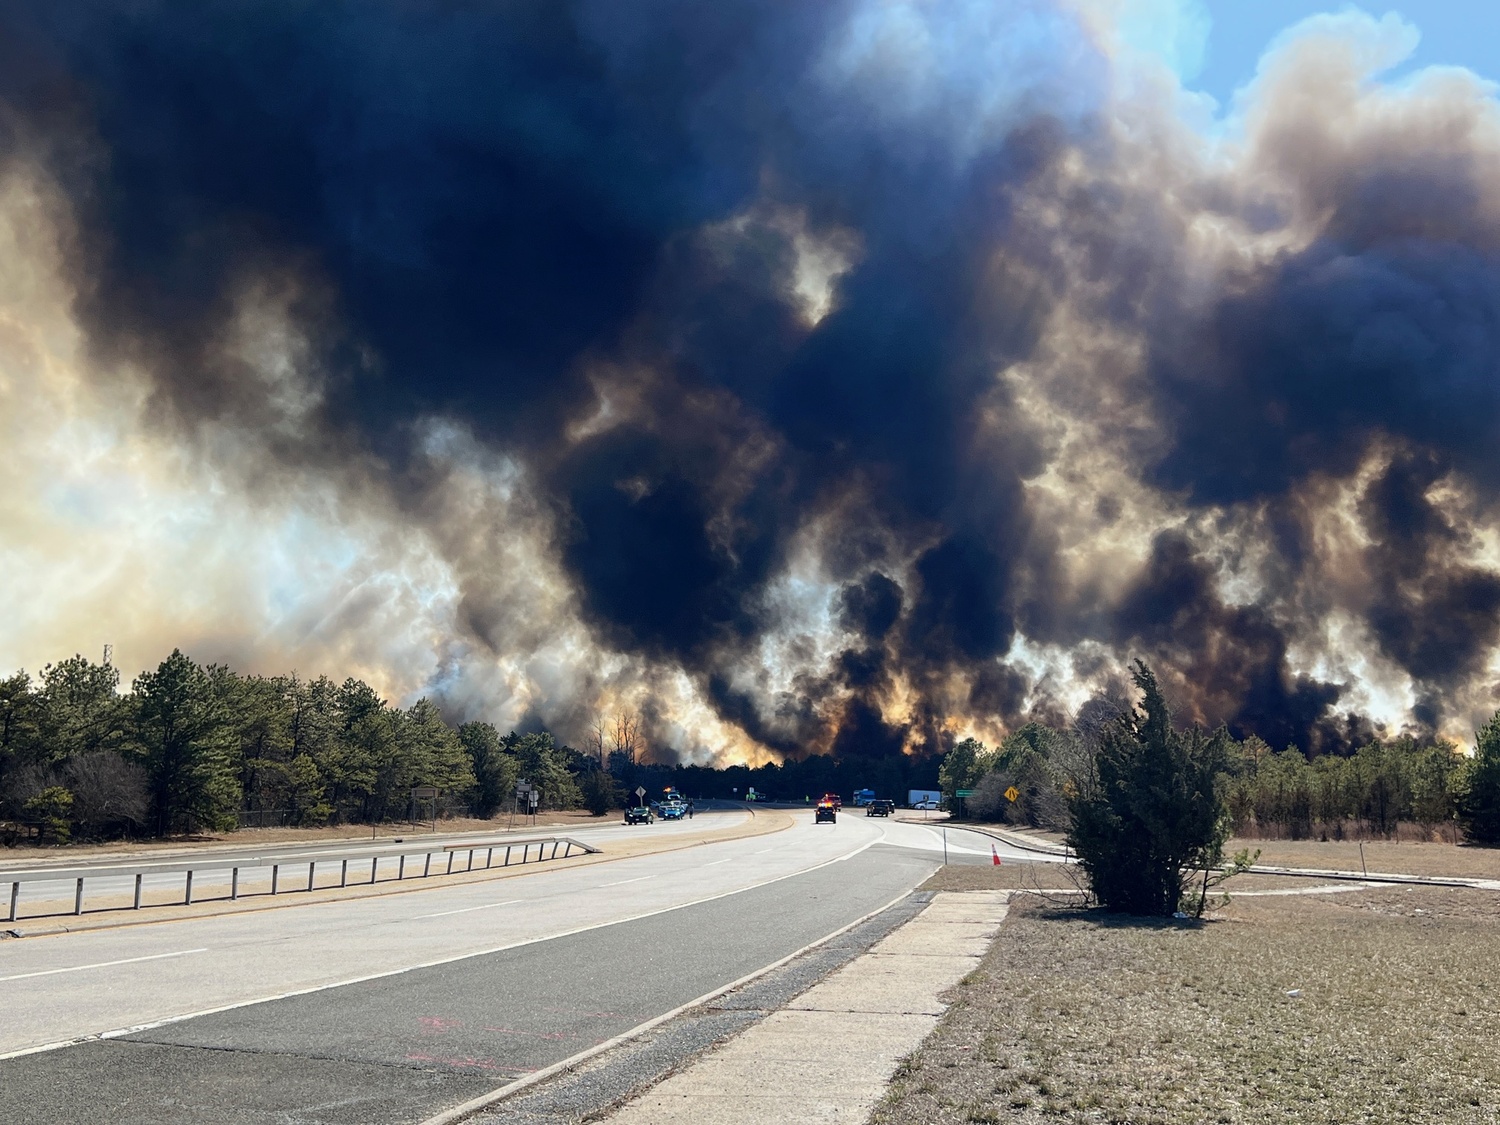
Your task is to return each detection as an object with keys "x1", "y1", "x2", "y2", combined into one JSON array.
[{"x1": 875, "y1": 884, "x2": 1500, "y2": 1124}]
